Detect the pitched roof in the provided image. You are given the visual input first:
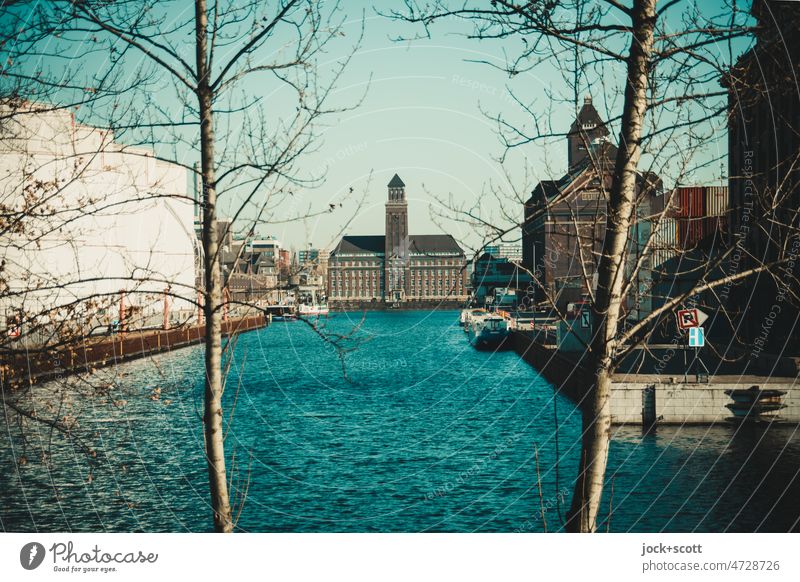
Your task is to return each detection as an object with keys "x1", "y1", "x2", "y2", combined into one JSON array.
[
  {"x1": 388, "y1": 173, "x2": 405, "y2": 188},
  {"x1": 332, "y1": 235, "x2": 385, "y2": 255},
  {"x1": 331, "y1": 233, "x2": 464, "y2": 256},
  {"x1": 526, "y1": 140, "x2": 620, "y2": 206},
  {"x1": 568, "y1": 96, "x2": 609, "y2": 137},
  {"x1": 409, "y1": 234, "x2": 463, "y2": 254},
  {"x1": 251, "y1": 252, "x2": 275, "y2": 268}
]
